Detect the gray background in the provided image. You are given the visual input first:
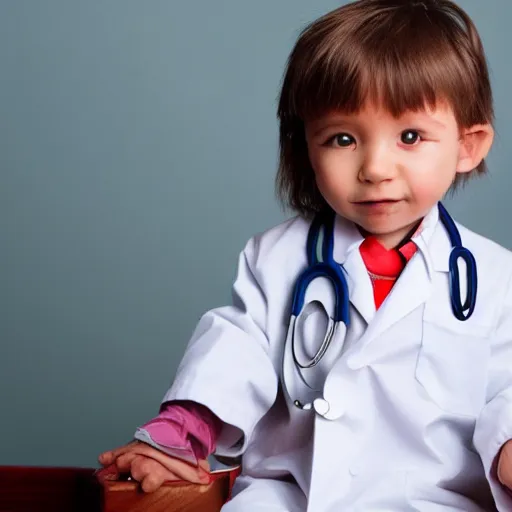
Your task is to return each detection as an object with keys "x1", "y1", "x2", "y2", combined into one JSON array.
[{"x1": 1, "y1": 0, "x2": 510, "y2": 467}]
